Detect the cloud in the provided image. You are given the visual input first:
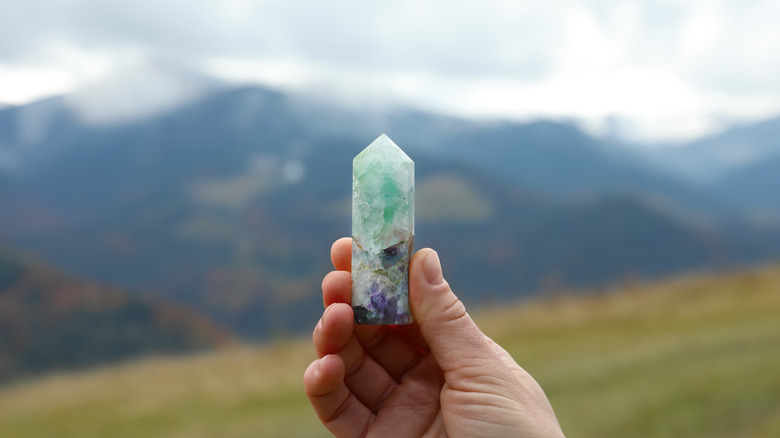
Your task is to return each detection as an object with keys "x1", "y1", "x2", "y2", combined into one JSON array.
[
  {"x1": 64, "y1": 56, "x2": 222, "y2": 125},
  {"x1": 0, "y1": 65, "x2": 75, "y2": 104},
  {"x1": 1, "y1": 0, "x2": 779, "y2": 140}
]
